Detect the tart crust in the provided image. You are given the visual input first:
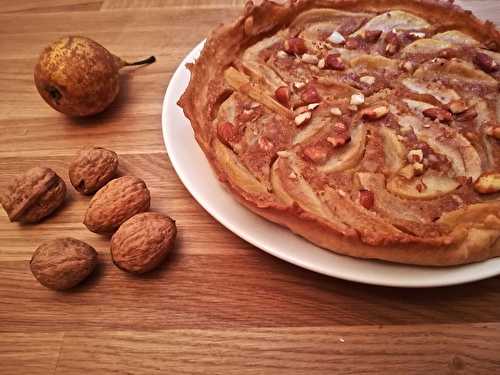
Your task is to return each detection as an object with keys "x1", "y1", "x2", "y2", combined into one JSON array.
[{"x1": 179, "y1": 0, "x2": 500, "y2": 266}]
